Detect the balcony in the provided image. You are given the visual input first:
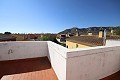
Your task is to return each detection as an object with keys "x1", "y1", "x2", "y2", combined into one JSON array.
[{"x1": 0, "y1": 41, "x2": 120, "y2": 80}]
